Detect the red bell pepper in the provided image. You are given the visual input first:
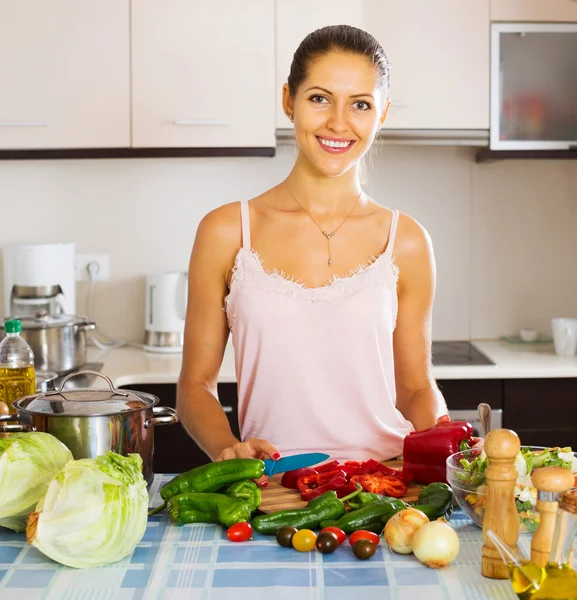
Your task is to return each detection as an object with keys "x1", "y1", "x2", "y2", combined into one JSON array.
[
  {"x1": 402, "y1": 420, "x2": 474, "y2": 485},
  {"x1": 280, "y1": 467, "x2": 319, "y2": 490},
  {"x1": 299, "y1": 473, "x2": 349, "y2": 501},
  {"x1": 314, "y1": 460, "x2": 341, "y2": 473}
]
